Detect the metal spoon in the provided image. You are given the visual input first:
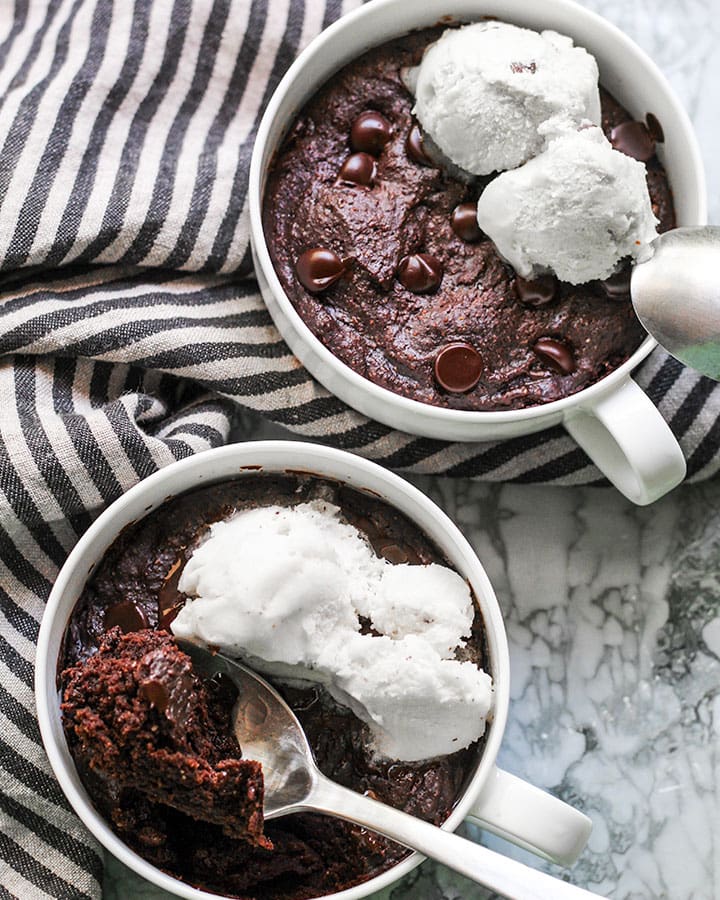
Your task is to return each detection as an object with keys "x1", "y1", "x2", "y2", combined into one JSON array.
[
  {"x1": 632, "y1": 226, "x2": 720, "y2": 380},
  {"x1": 179, "y1": 640, "x2": 604, "y2": 900}
]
